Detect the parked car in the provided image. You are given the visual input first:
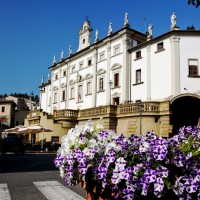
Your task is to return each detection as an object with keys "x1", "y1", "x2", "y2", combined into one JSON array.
[{"x1": 1, "y1": 136, "x2": 25, "y2": 154}]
